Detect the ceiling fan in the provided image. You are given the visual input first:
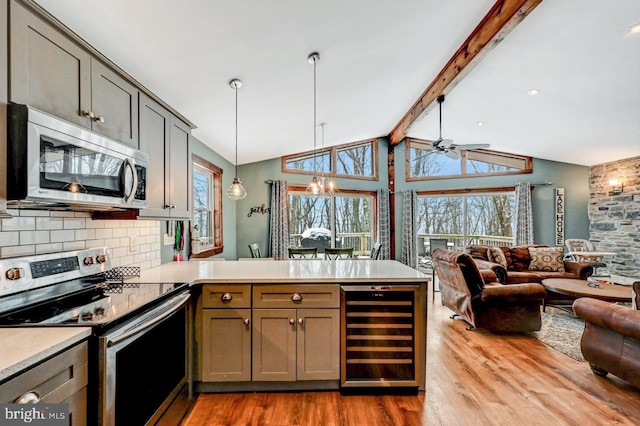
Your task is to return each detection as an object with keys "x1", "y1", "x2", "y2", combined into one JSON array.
[{"x1": 431, "y1": 94, "x2": 490, "y2": 159}]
